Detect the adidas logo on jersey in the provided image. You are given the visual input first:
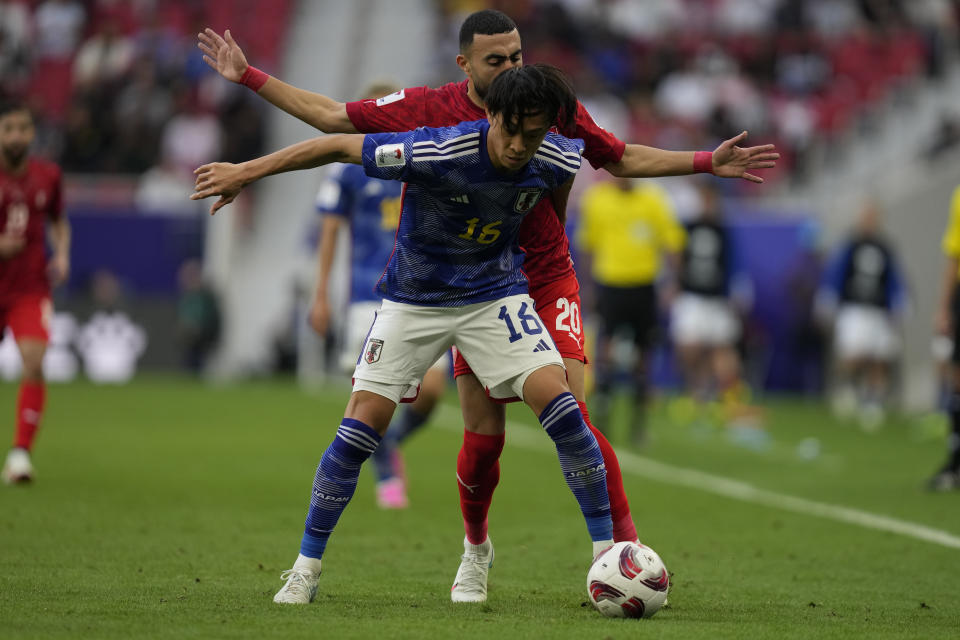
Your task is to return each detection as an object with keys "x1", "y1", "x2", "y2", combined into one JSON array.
[
  {"x1": 532, "y1": 339, "x2": 552, "y2": 353},
  {"x1": 449, "y1": 194, "x2": 470, "y2": 204}
]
